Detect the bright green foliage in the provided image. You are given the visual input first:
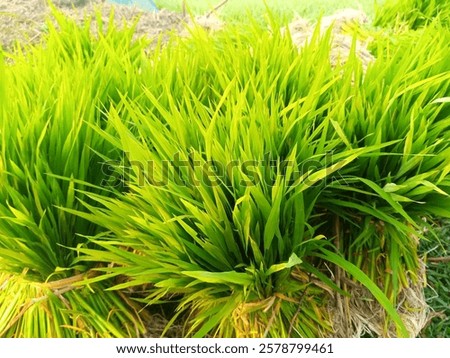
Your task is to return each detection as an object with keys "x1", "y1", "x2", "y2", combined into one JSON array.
[
  {"x1": 0, "y1": 10, "x2": 148, "y2": 337},
  {"x1": 75, "y1": 22, "x2": 449, "y2": 336},
  {"x1": 155, "y1": 0, "x2": 379, "y2": 23},
  {"x1": 374, "y1": 0, "x2": 450, "y2": 29},
  {"x1": 321, "y1": 23, "x2": 450, "y2": 300},
  {"x1": 1, "y1": 7, "x2": 449, "y2": 338}
]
